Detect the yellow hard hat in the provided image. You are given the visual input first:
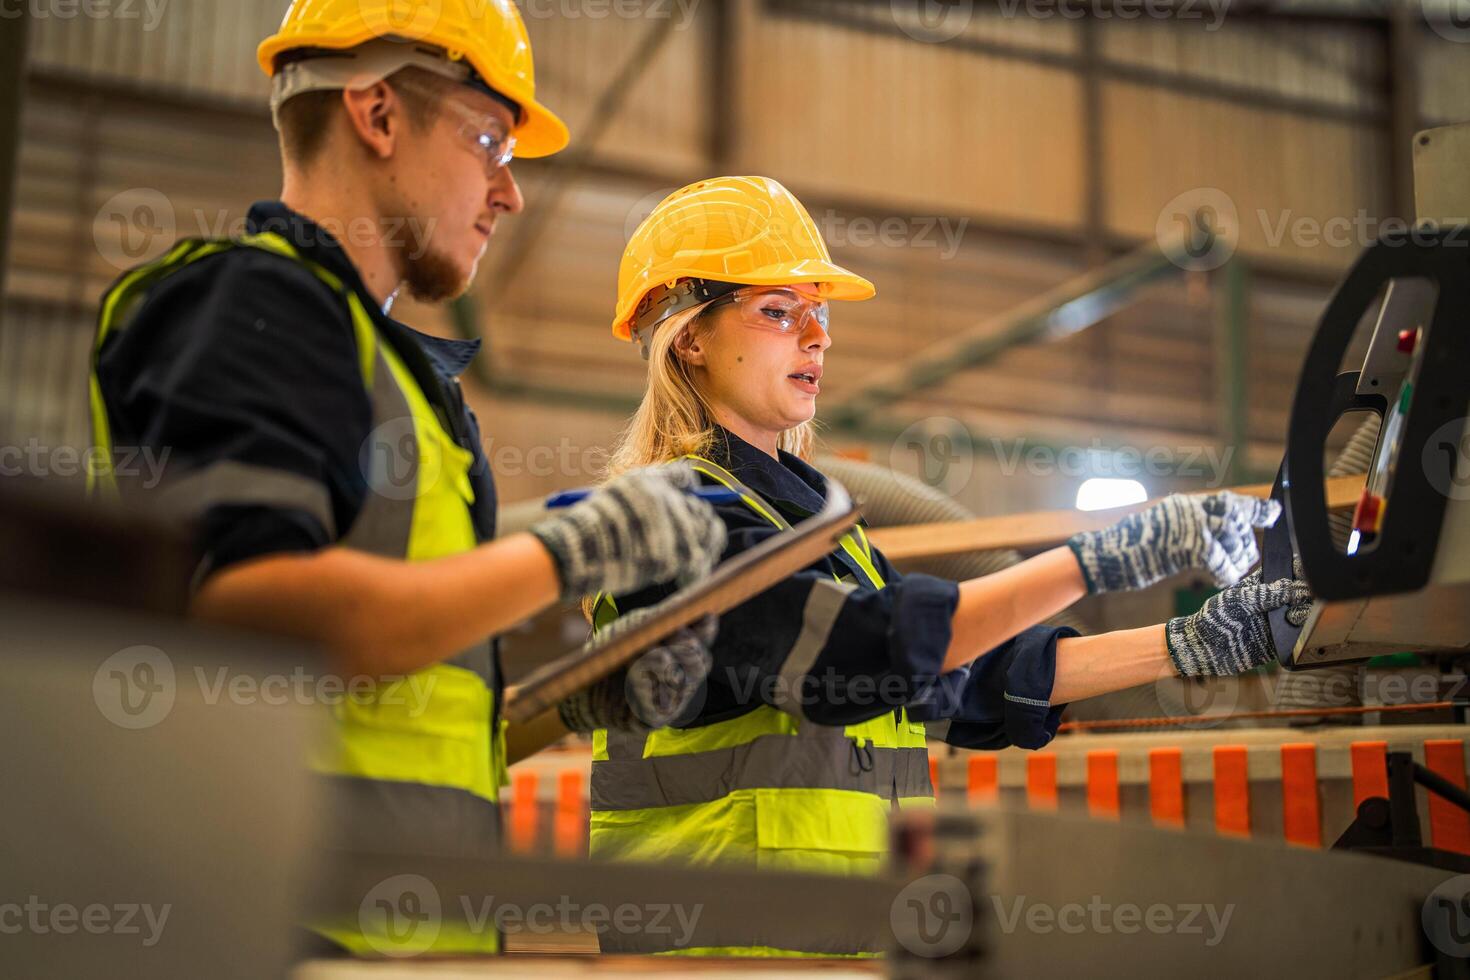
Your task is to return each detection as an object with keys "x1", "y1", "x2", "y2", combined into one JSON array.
[
  {"x1": 257, "y1": 0, "x2": 568, "y2": 158},
  {"x1": 612, "y1": 176, "x2": 875, "y2": 344}
]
